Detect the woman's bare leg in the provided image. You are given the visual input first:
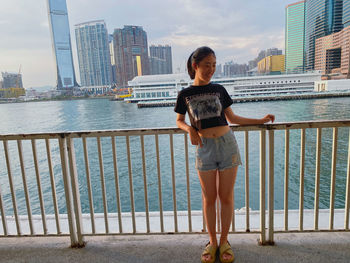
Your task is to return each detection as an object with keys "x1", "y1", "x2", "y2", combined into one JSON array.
[
  {"x1": 218, "y1": 166, "x2": 238, "y2": 261},
  {"x1": 197, "y1": 169, "x2": 218, "y2": 262}
]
